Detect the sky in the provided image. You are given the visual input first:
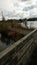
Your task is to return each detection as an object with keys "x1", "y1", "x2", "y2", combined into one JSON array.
[{"x1": 0, "y1": 0, "x2": 37, "y2": 20}]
